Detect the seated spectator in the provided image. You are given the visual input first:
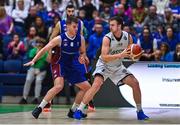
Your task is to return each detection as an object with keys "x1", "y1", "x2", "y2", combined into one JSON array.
[
  {"x1": 132, "y1": 0, "x2": 147, "y2": 34},
  {"x1": 150, "y1": 49, "x2": 162, "y2": 61},
  {"x1": 0, "y1": 6, "x2": 14, "y2": 48},
  {"x1": 143, "y1": 5, "x2": 164, "y2": 33},
  {"x1": 164, "y1": 7, "x2": 179, "y2": 32},
  {"x1": 166, "y1": 43, "x2": 180, "y2": 62},
  {"x1": 11, "y1": 0, "x2": 28, "y2": 36},
  {"x1": 138, "y1": 28, "x2": 157, "y2": 61},
  {"x1": 169, "y1": 0, "x2": 180, "y2": 15},
  {"x1": 162, "y1": 26, "x2": 179, "y2": 51},
  {"x1": 100, "y1": 3, "x2": 111, "y2": 23},
  {"x1": 87, "y1": 22, "x2": 104, "y2": 65},
  {"x1": 153, "y1": 25, "x2": 166, "y2": 49},
  {"x1": 152, "y1": 0, "x2": 169, "y2": 15},
  {"x1": 159, "y1": 42, "x2": 170, "y2": 61},
  {"x1": 34, "y1": 16, "x2": 48, "y2": 39},
  {"x1": 19, "y1": 40, "x2": 48, "y2": 104},
  {"x1": 24, "y1": 6, "x2": 38, "y2": 34},
  {"x1": 7, "y1": 33, "x2": 25, "y2": 59},
  {"x1": 24, "y1": 26, "x2": 38, "y2": 56}
]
